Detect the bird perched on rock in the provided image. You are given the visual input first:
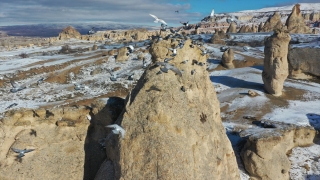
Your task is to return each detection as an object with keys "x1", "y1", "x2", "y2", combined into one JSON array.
[
  {"x1": 178, "y1": 40, "x2": 185, "y2": 49},
  {"x1": 156, "y1": 62, "x2": 182, "y2": 76},
  {"x1": 181, "y1": 60, "x2": 188, "y2": 64},
  {"x1": 11, "y1": 148, "x2": 35, "y2": 158},
  {"x1": 168, "y1": 46, "x2": 178, "y2": 56},
  {"x1": 170, "y1": 27, "x2": 182, "y2": 34},
  {"x1": 107, "y1": 69, "x2": 117, "y2": 81},
  {"x1": 87, "y1": 27, "x2": 96, "y2": 35},
  {"x1": 37, "y1": 77, "x2": 45, "y2": 85},
  {"x1": 128, "y1": 73, "x2": 134, "y2": 80},
  {"x1": 149, "y1": 14, "x2": 167, "y2": 25},
  {"x1": 164, "y1": 58, "x2": 173, "y2": 62},
  {"x1": 126, "y1": 45, "x2": 134, "y2": 53},
  {"x1": 180, "y1": 21, "x2": 189, "y2": 28},
  {"x1": 10, "y1": 80, "x2": 27, "y2": 93},
  {"x1": 160, "y1": 24, "x2": 169, "y2": 31},
  {"x1": 106, "y1": 124, "x2": 126, "y2": 139},
  {"x1": 198, "y1": 47, "x2": 208, "y2": 56},
  {"x1": 220, "y1": 46, "x2": 229, "y2": 52},
  {"x1": 143, "y1": 59, "x2": 148, "y2": 68}
]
